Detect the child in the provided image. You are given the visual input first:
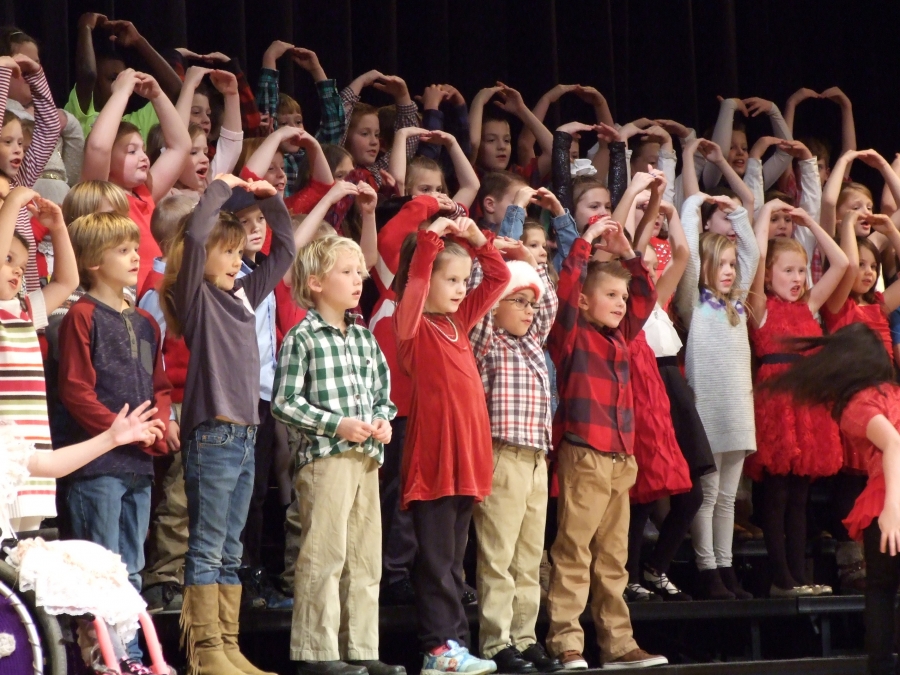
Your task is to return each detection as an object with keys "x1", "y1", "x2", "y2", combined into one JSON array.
[
  {"x1": 469, "y1": 241, "x2": 561, "y2": 673},
  {"x1": 675, "y1": 192, "x2": 760, "y2": 600},
  {"x1": 56, "y1": 209, "x2": 173, "y2": 672},
  {"x1": 393, "y1": 216, "x2": 510, "y2": 675},
  {"x1": 160, "y1": 174, "x2": 293, "y2": 675},
  {"x1": 0, "y1": 187, "x2": 79, "y2": 533},
  {"x1": 272, "y1": 235, "x2": 401, "y2": 675},
  {"x1": 544, "y1": 214, "x2": 665, "y2": 670},
  {"x1": 389, "y1": 129, "x2": 480, "y2": 209},
  {"x1": 745, "y1": 200, "x2": 849, "y2": 597},
  {"x1": 473, "y1": 170, "x2": 531, "y2": 238},
  {"x1": 80, "y1": 68, "x2": 192, "y2": 288},
  {"x1": 758, "y1": 324, "x2": 900, "y2": 675},
  {"x1": 138, "y1": 194, "x2": 195, "y2": 613},
  {"x1": 784, "y1": 87, "x2": 856, "y2": 187}
]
